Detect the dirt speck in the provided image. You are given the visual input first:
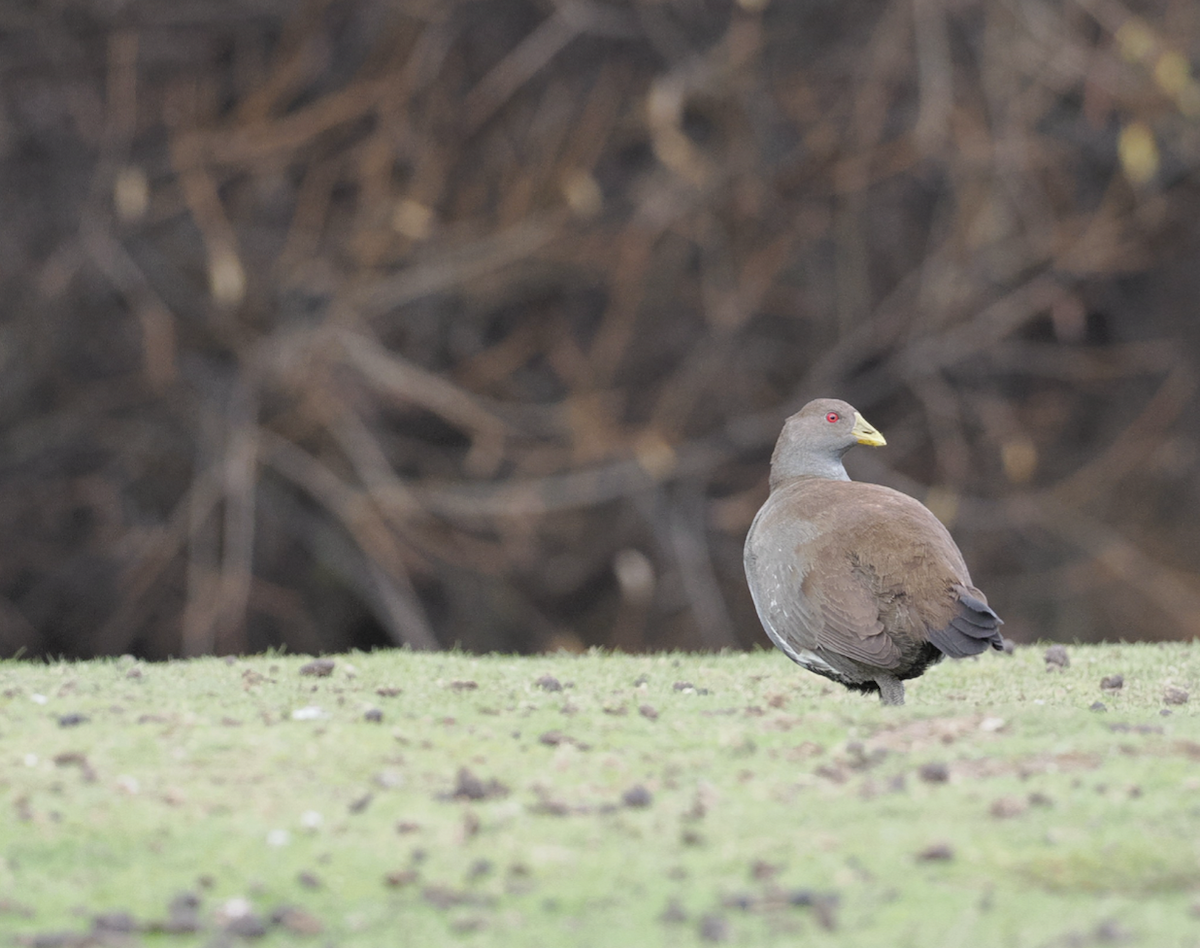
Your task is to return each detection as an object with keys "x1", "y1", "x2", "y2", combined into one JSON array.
[
  {"x1": 56, "y1": 713, "x2": 88, "y2": 728},
  {"x1": 92, "y1": 911, "x2": 137, "y2": 933},
  {"x1": 443, "y1": 767, "x2": 509, "y2": 801},
  {"x1": 299, "y1": 659, "x2": 335, "y2": 677},
  {"x1": 698, "y1": 913, "x2": 730, "y2": 942},
  {"x1": 449, "y1": 680, "x2": 478, "y2": 692},
  {"x1": 750, "y1": 859, "x2": 781, "y2": 880},
  {"x1": 467, "y1": 859, "x2": 493, "y2": 880},
  {"x1": 918, "y1": 762, "x2": 949, "y2": 783},
  {"x1": 659, "y1": 899, "x2": 688, "y2": 924},
  {"x1": 1044, "y1": 645, "x2": 1069, "y2": 669},
  {"x1": 989, "y1": 796, "x2": 1027, "y2": 818},
  {"x1": 224, "y1": 912, "x2": 267, "y2": 938},
  {"x1": 271, "y1": 905, "x2": 323, "y2": 935},
  {"x1": 384, "y1": 870, "x2": 418, "y2": 888},
  {"x1": 622, "y1": 784, "x2": 653, "y2": 808},
  {"x1": 0, "y1": 898, "x2": 33, "y2": 918},
  {"x1": 917, "y1": 843, "x2": 954, "y2": 861},
  {"x1": 53, "y1": 752, "x2": 97, "y2": 783},
  {"x1": 296, "y1": 870, "x2": 321, "y2": 889},
  {"x1": 375, "y1": 686, "x2": 402, "y2": 697},
  {"x1": 639, "y1": 704, "x2": 659, "y2": 721}
]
